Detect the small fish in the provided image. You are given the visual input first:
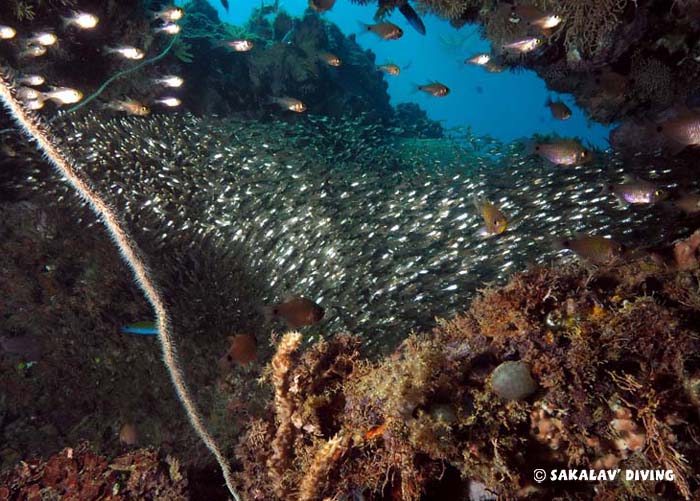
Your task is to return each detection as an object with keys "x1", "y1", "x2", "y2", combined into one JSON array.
[
  {"x1": 224, "y1": 39, "x2": 254, "y2": 52},
  {"x1": 503, "y1": 37, "x2": 541, "y2": 53},
  {"x1": 155, "y1": 97, "x2": 181, "y2": 107},
  {"x1": 105, "y1": 46, "x2": 145, "y2": 60},
  {"x1": 20, "y1": 45, "x2": 47, "y2": 58},
  {"x1": 29, "y1": 32, "x2": 57, "y2": 46},
  {"x1": 121, "y1": 321, "x2": 158, "y2": 335},
  {"x1": 606, "y1": 176, "x2": 666, "y2": 205},
  {"x1": 0, "y1": 25, "x2": 16, "y2": 40},
  {"x1": 318, "y1": 51, "x2": 341, "y2": 67},
  {"x1": 464, "y1": 53, "x2": 491, "y2": 66},
  {"x1": 218, "y1": 334, "x2": 257, "y2": 371},
  {"x1": 108, "y1": 99, "x2": 151, "y2": 116},
  {"x1": 40, "y1": 87, "x2": 83, "y2": 105},
  {"x1": 556, "y1": 235, "x2": 625, "y2": 265},
  {"x1": 377, "y1": 63, "x2": 400, "y2": 76},
  {"x1": 155, "y1": 23, "x2": 181, "y2": 35},
  {"x1": 510, "y1": 5, "x2": 561, "y2": 30},
  {"x1": 358, "y1": 21, "x2": 403, "y2": 40},
  {"x1": 546, "y1": 97, "x2": 572, "y2": 120},
  {"x1": 531, "y1": 139, "x2": 591, "y2": 166},
  {"x1": 153, "y1": 75, "x2": 184, "y2": 88},
  {"x1": 473, "y1": 196, "x2": 507, "y2": 237},
  {"x1": 270, "y1": 96, "x2": 306, "y2": 113},
  {"x1": 16, "y1": 87, "x2": 40, "y2": 101},
  {"x1": 62, "y1": 12, "x2": 99, "y2": 29},
  {"x1": 672, "y1": 192, "x2": 700, "y2": 214},
  {"x1": 484, "y1": 61, "x2": 504, "y2": 73},
  {"x1": 221, "y1": 0, "x2": 230, "y2": 12},
  {"x1": 656, "y1": 112, "x2": 700, "y2": 154},
  {"x1": 309, "y1": 0, "x2": 336, "y2": 13},
  {"x1": 25, "y1": 99, "x2": 45, "y2": 110},
  {"x1": 154, "y1": 6, "x2": 184, "y2": 22},
  {"x1": 414, "y1": 82, "x2": 450, "y2": 97},
  {"x1": 398, "y1": 2, "x2": 426, "y2": 35},
  {"x1": 263, "y1": 296, "x2": 324, "y2": 328},
  {"x1": 119, "y1": 423, "x2": 138, "y2": 445},
  {"x1": 17, "y1": 74, "x2": 45, "y2": 86}
]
